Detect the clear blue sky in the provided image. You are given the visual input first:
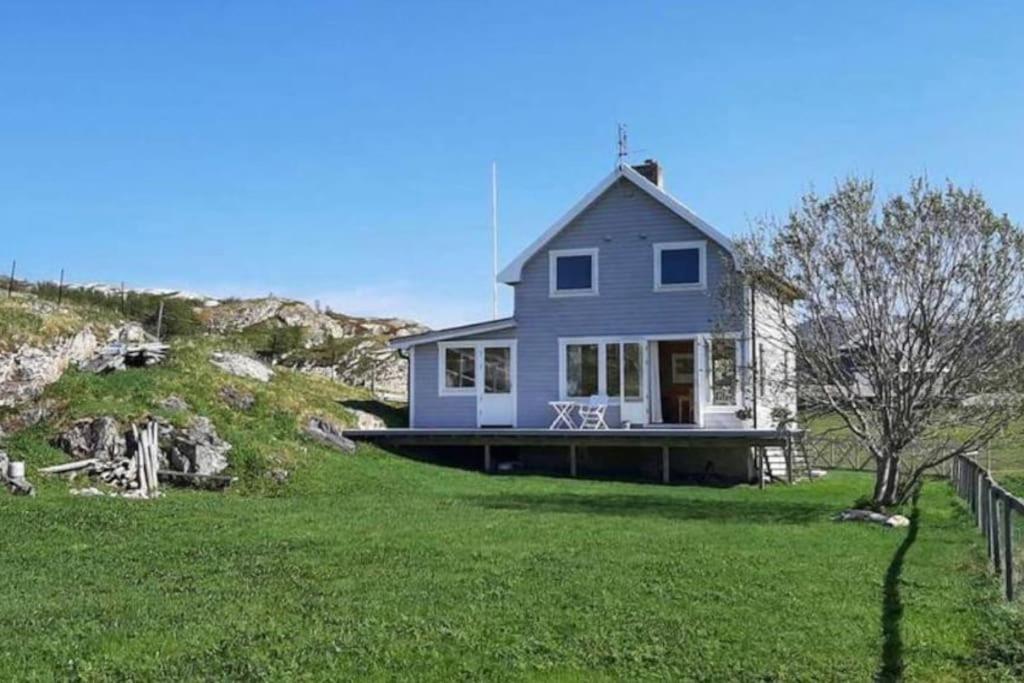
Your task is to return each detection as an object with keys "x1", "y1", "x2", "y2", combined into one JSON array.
[{"x1": 2, "y1": 2, "x2": 1022, "y2": 327}]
